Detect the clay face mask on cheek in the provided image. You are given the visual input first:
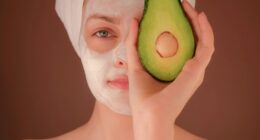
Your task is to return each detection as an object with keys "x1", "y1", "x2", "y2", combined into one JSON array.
[
  {"x1": 78, "y1": 0, "x2": 144, "y2": 115},
  {"x1": 79, "y1": 36, "x2": 132, "y2": 114},
  {"x1": 80, "y1": 43, "x2": 131, "y2": 115}
]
